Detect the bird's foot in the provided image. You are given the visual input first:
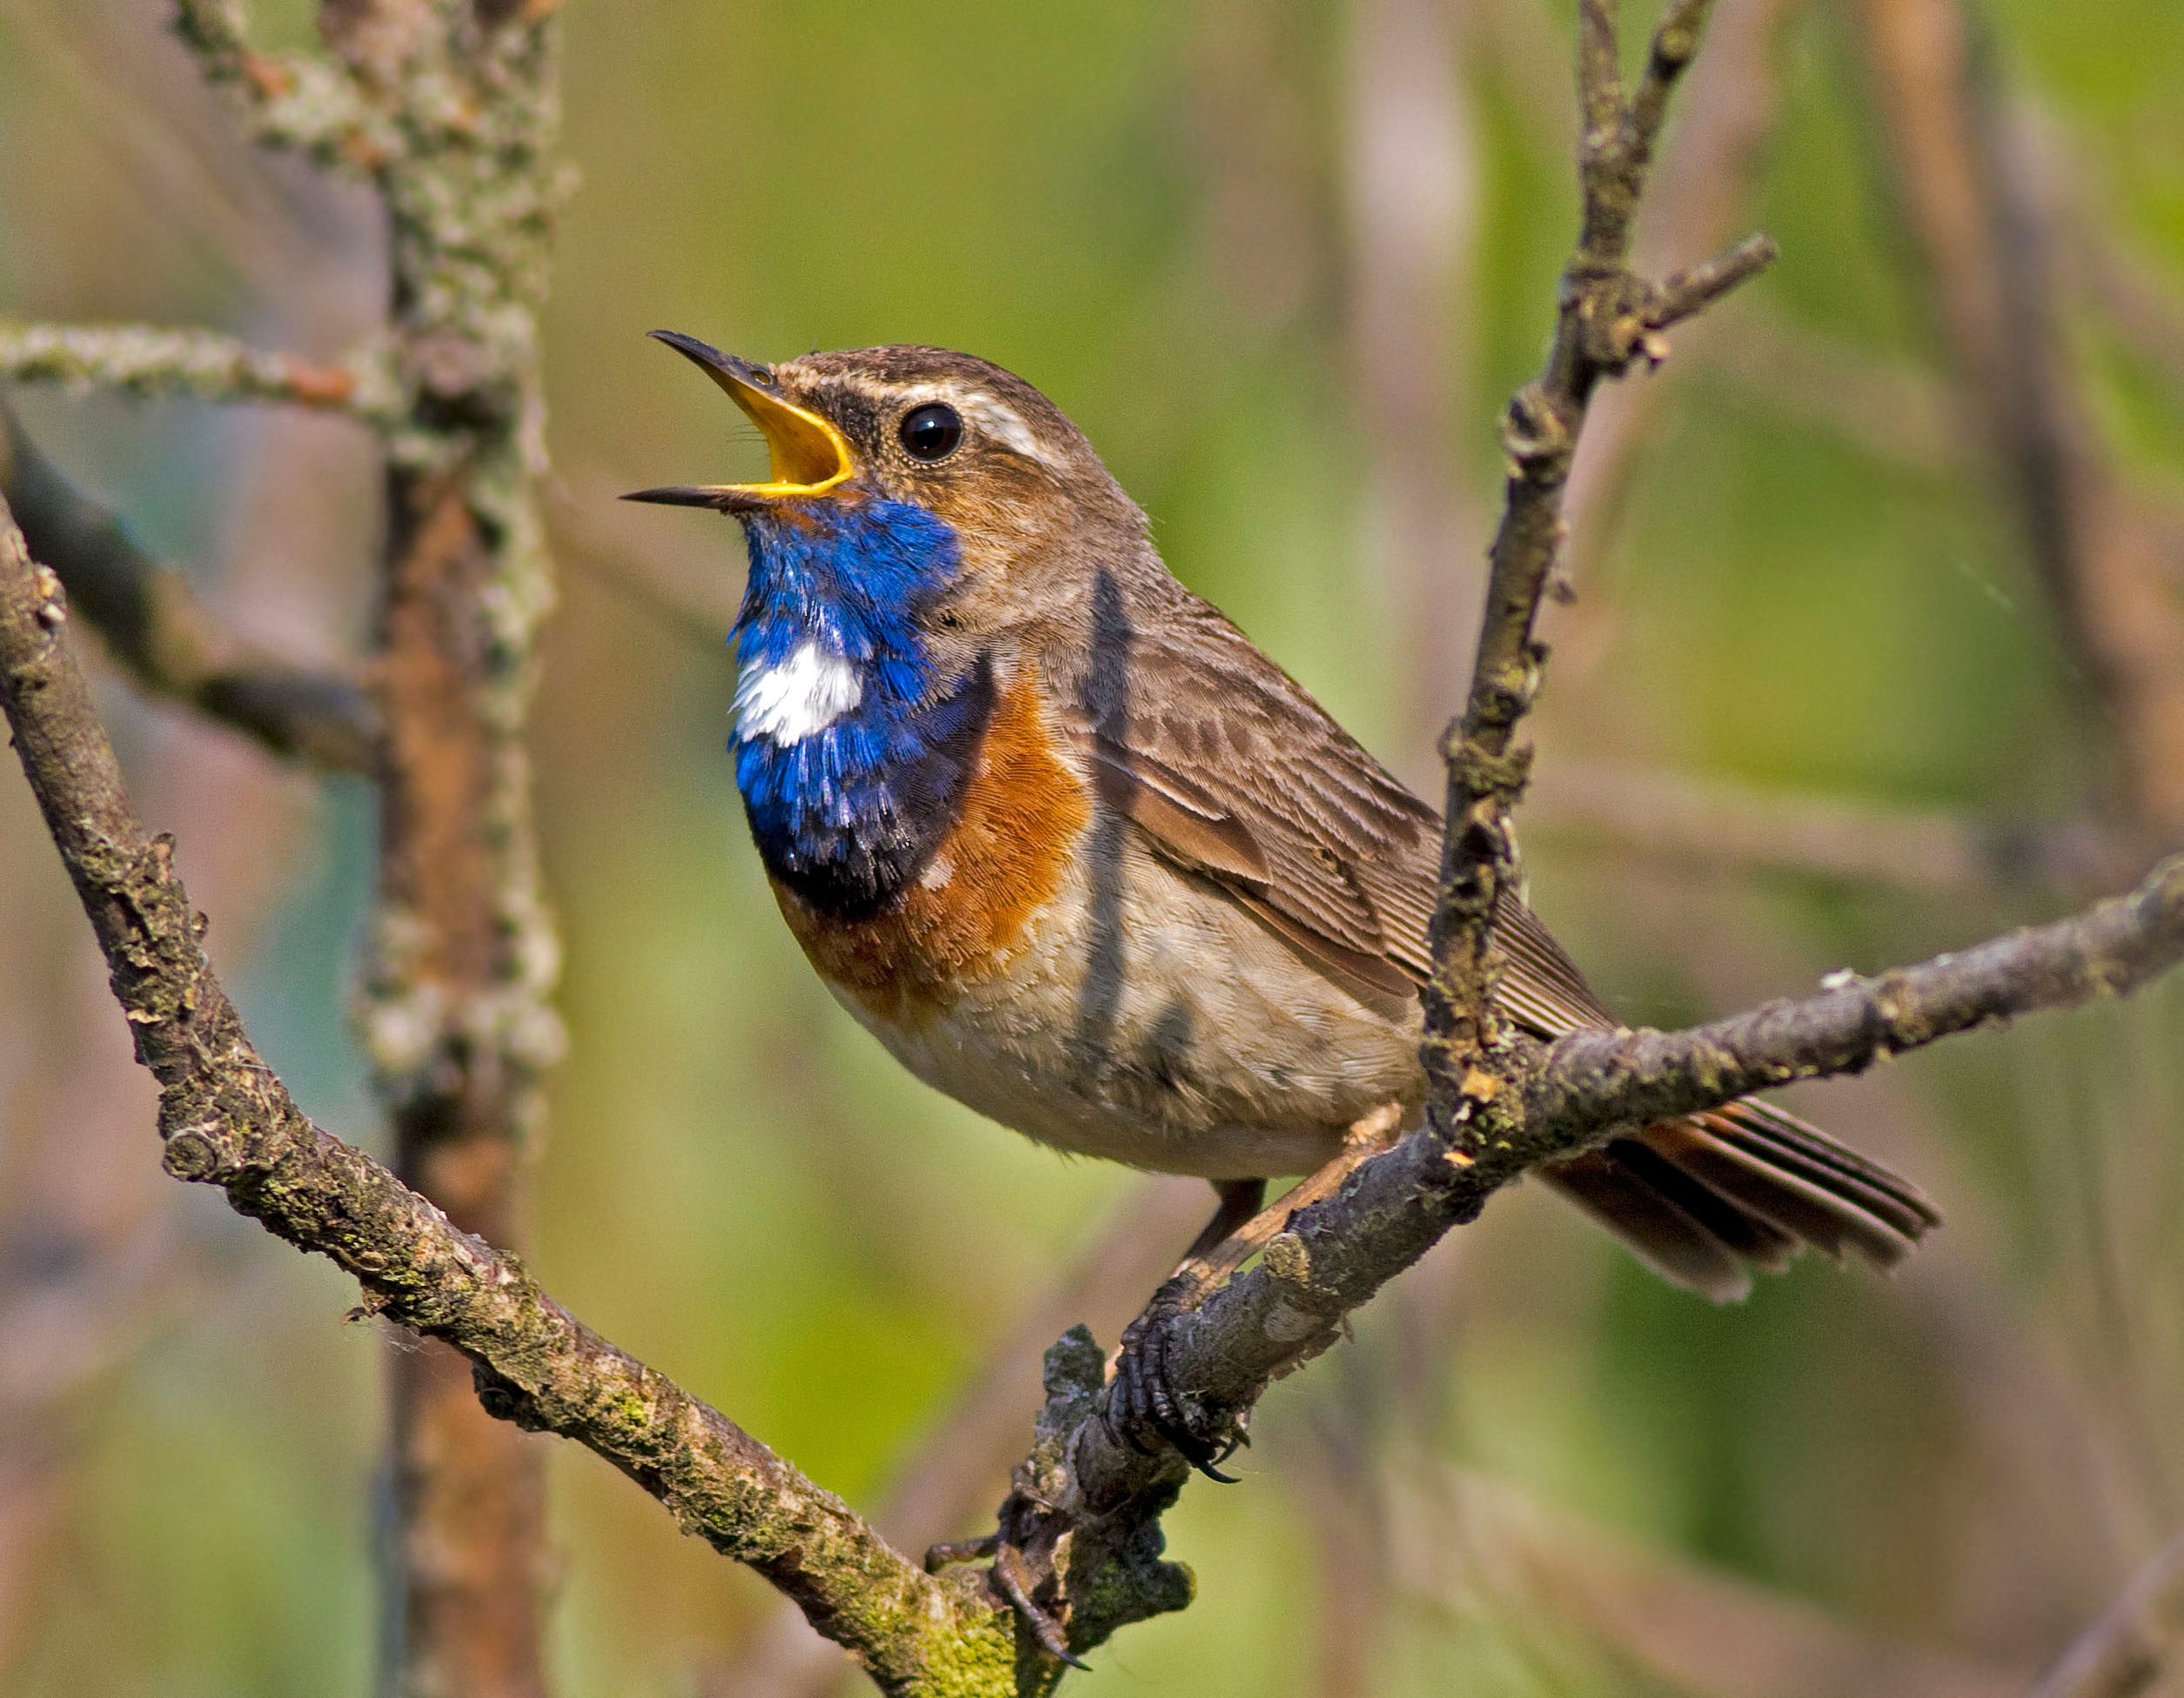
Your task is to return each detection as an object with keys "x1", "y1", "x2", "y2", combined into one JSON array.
[
  {"x1": 926, "y1": 1534, "x2": 1089, "y2": 1670},
  {"x1": 1102, "y1": 1276, "x2": 1249, "y2": 1481},
  {"x1": 1101, "y1": 1104, "x2": 1406, "y2": 1479}
]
